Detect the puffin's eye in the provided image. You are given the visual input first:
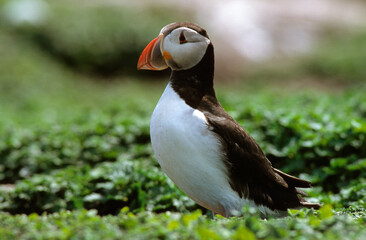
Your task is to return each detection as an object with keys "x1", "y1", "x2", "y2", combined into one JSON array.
[{"x1": 179, "y1": 32, "x2": 187, "y2": 44}]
